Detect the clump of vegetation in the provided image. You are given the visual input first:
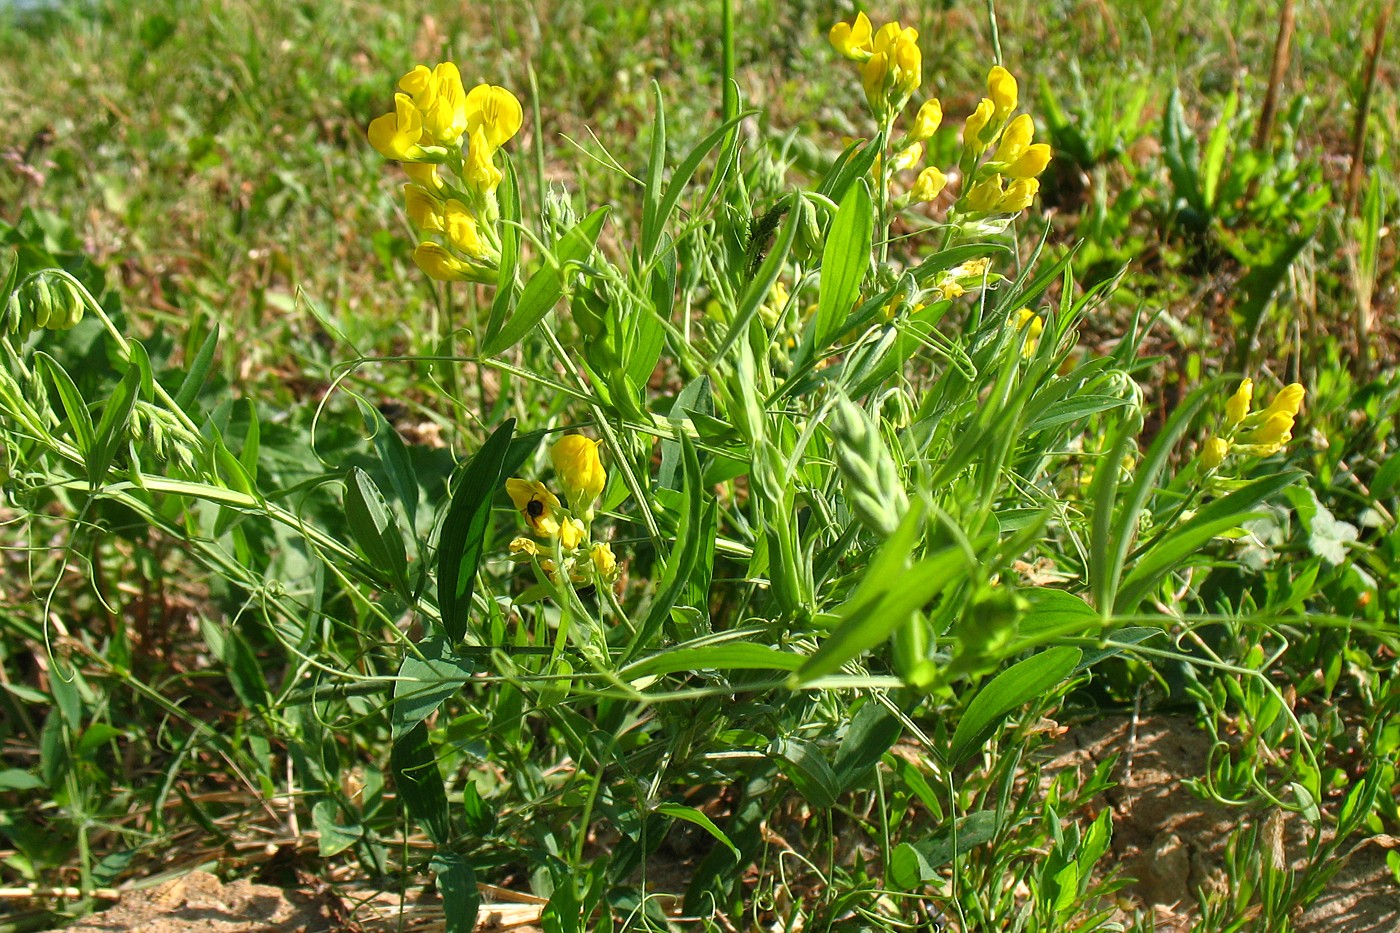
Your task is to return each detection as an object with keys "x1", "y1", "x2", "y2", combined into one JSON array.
[{"x1": 0, "y1": 1, "x2": 1395, "y2": 931}]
